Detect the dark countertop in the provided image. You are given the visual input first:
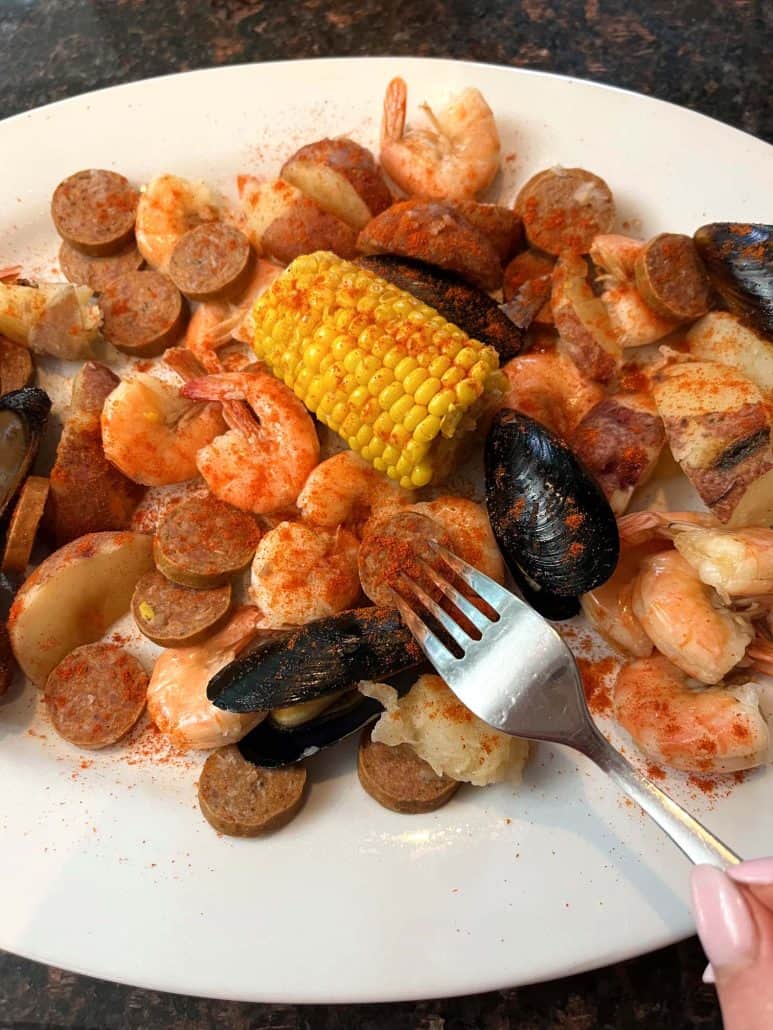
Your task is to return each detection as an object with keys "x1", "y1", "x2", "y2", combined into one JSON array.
[{"x1": 0, "y1": 1, "x2": 770, "y2": 1027}]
